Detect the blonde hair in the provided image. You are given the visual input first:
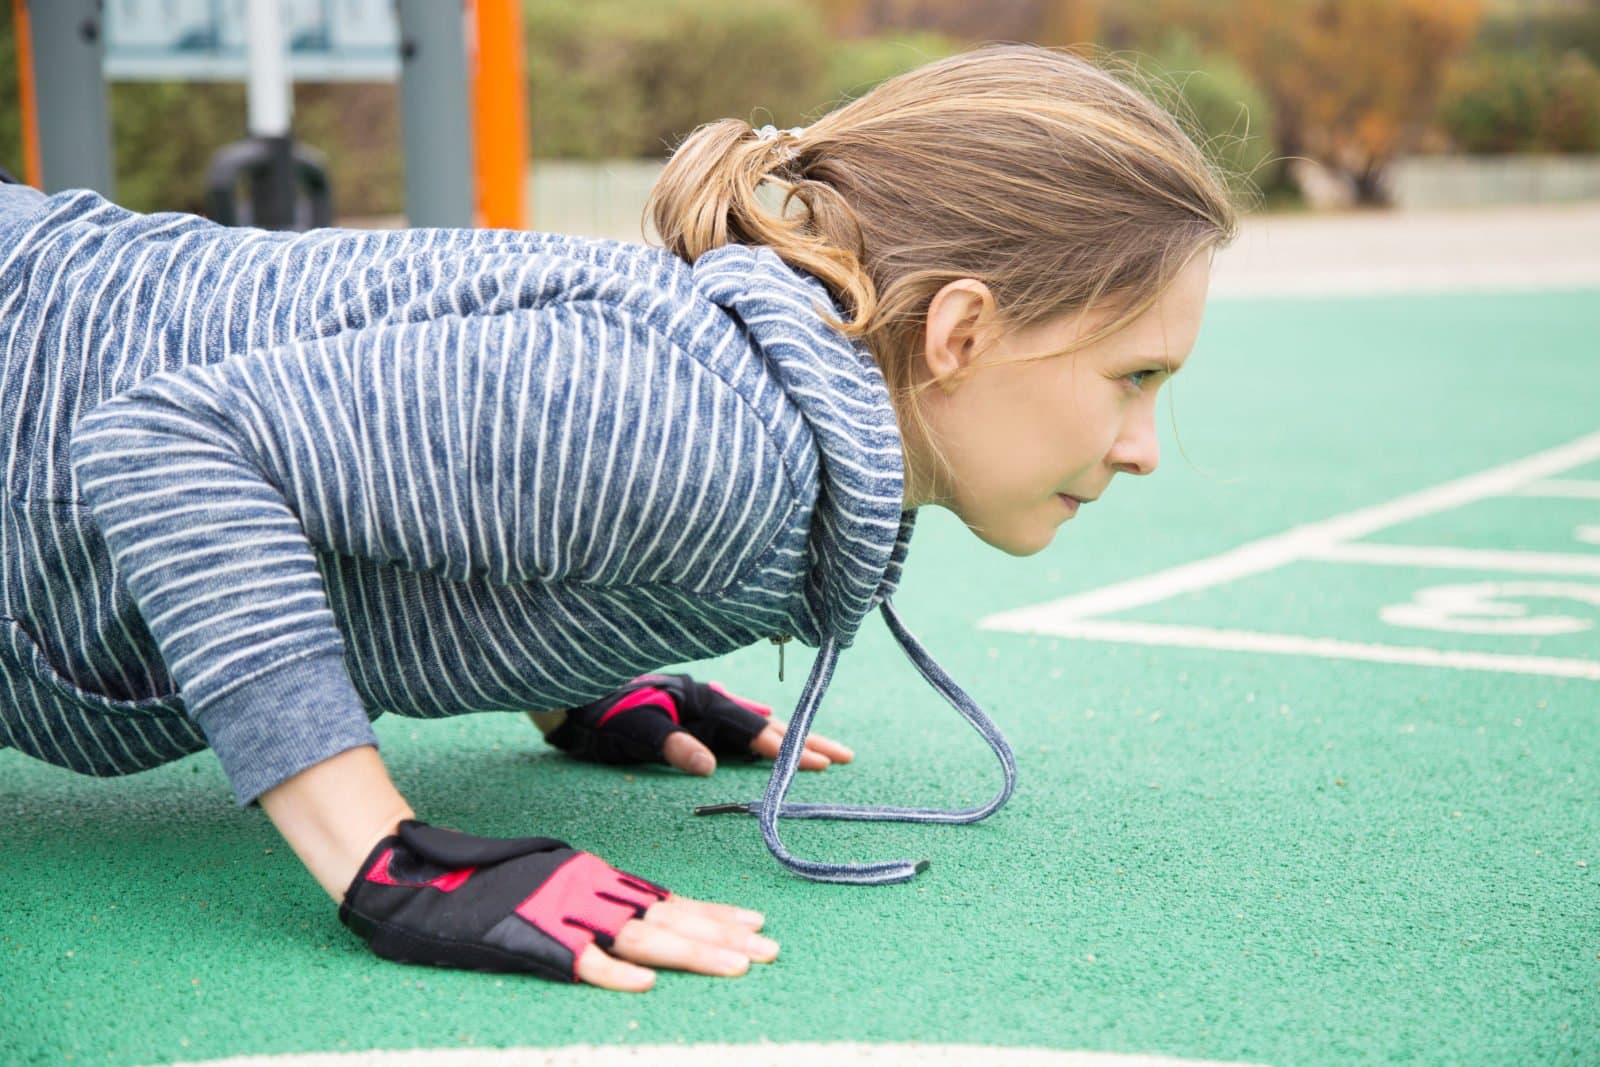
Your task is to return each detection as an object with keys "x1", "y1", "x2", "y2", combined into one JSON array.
[{"x1": 647, "y1": 43, "x2": 1238, "y2": 434}]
